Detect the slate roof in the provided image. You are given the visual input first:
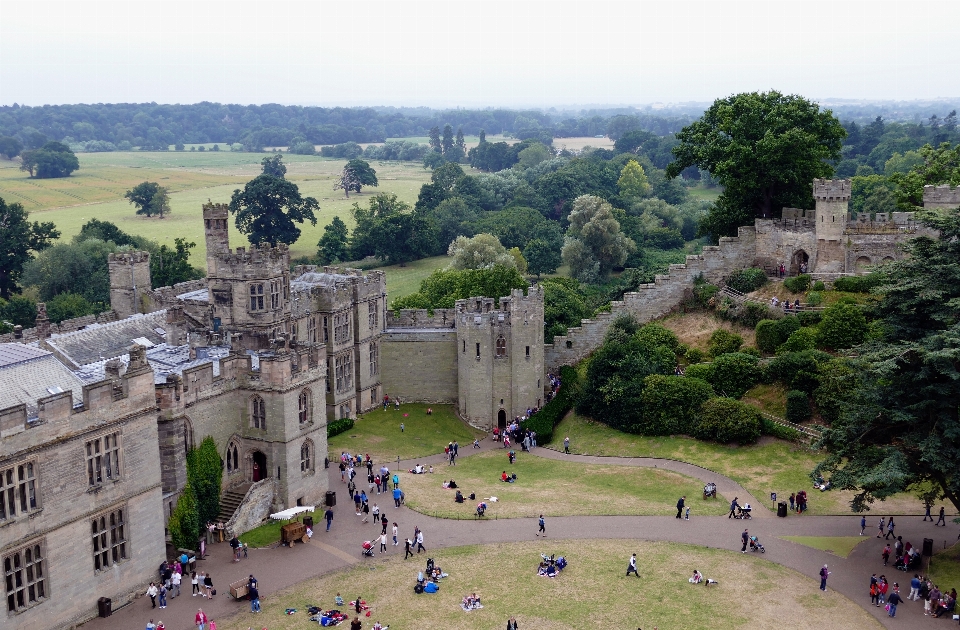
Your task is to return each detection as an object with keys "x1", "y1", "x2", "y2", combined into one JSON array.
[
  {"x1": 45, "y1": 311, "x2": 168, "y2": 367},
  {"x1": 177, "y1": 288, "x2": 209, "y2": 302},
  {"x1": 0, "y1": 344, "x2": 85, "y2": 414},
  {"x1": 74, "y1": 343, "x2": 231, "y2": 385},
  {"x1": 290, "y1": 271, "x2": 352, "y2": 292}
]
